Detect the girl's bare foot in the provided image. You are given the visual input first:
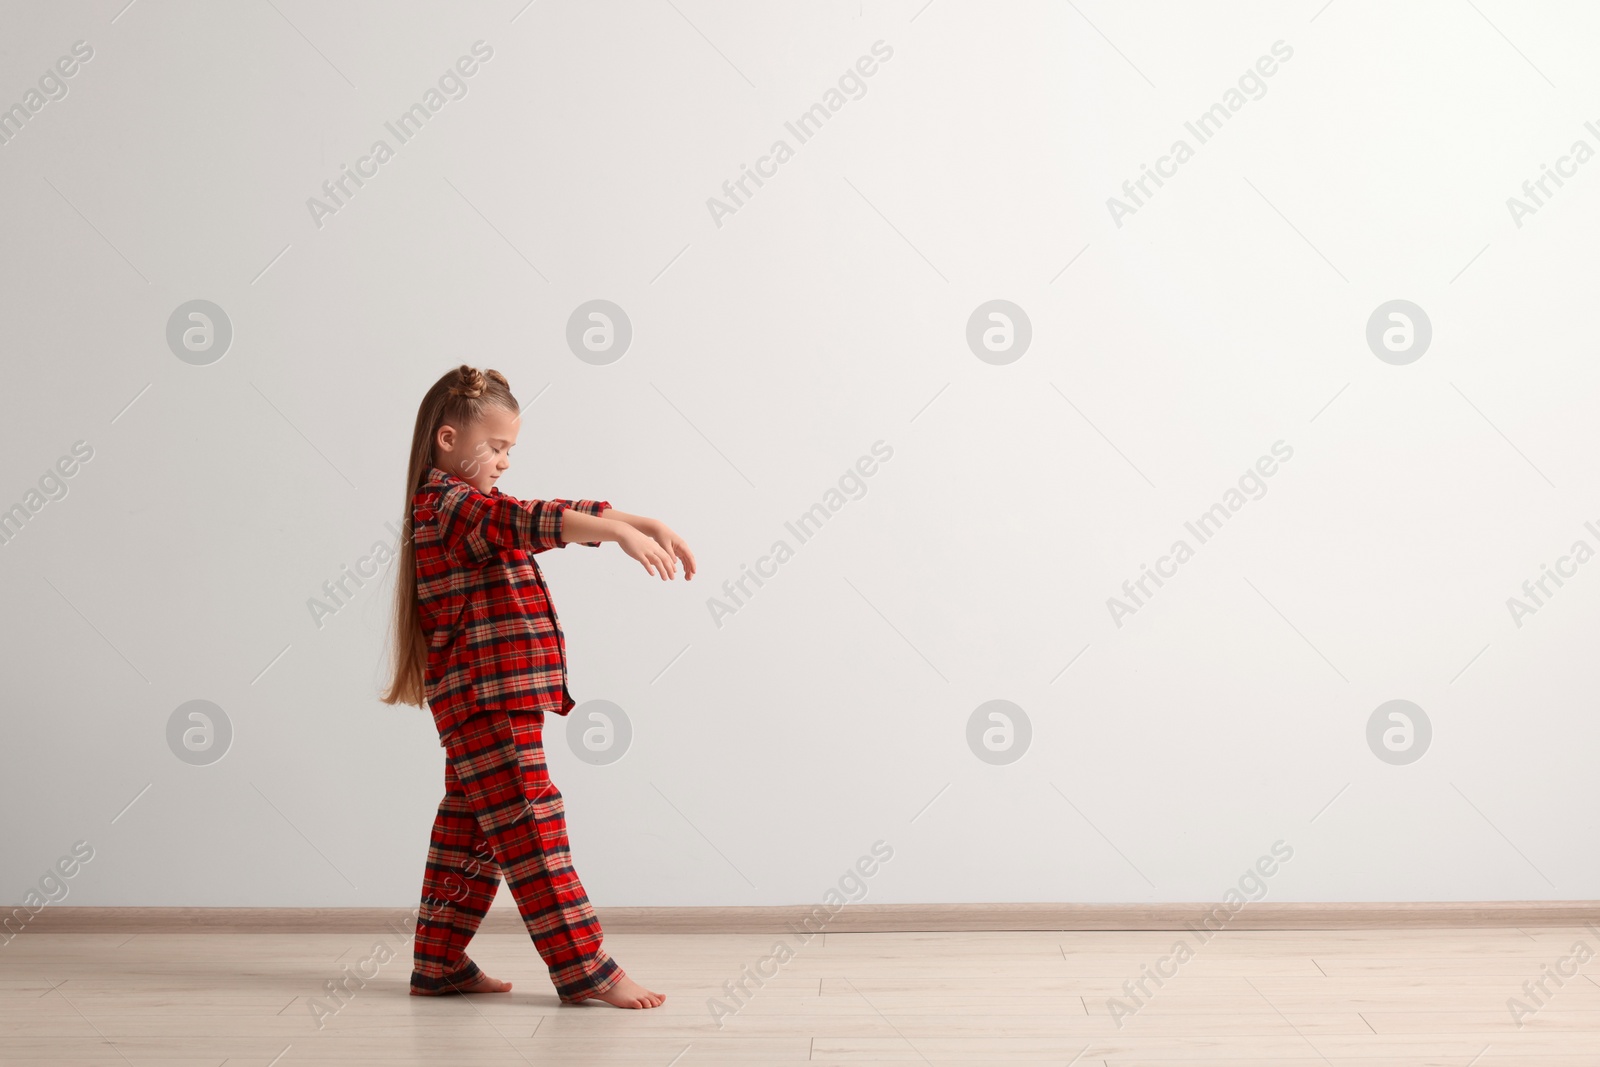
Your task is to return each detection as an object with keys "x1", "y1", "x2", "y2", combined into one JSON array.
[
  {"x1": 574, "y1": 973, "x2": 665, "y2": 1009},
  {"x1": 410, "y1": 971, "x2": 512, "y2": 996}
]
